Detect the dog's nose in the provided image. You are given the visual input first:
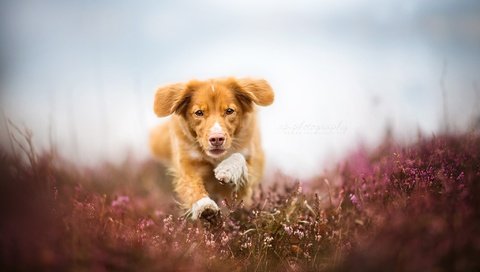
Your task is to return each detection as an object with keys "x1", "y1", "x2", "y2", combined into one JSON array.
[{"x1": 209, "y1": 133, "x2": 225, "y2": 146}]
